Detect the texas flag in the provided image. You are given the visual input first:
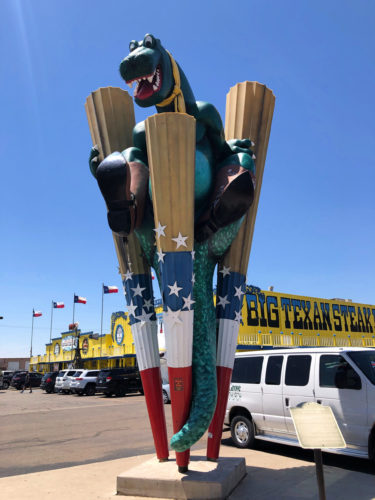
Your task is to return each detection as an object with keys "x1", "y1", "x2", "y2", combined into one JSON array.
[
  {"x1": 103, "y1": 285, "x2": 118, "y2": 294},
  {"x1": 53, "y1": 302, "x2": 64, "y2": 309},
  {"x1": 33, "y1": 310, "x2": 42, "y2": 317},
  {"x1": 74, "y1": 295, "x2": 87, "y2": 304}
]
